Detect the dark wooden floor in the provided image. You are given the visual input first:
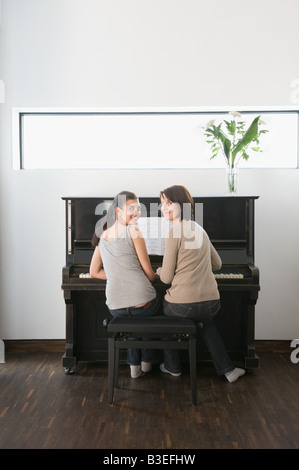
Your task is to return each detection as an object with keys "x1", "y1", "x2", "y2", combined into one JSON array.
[{"x1": 0, "y1": 342, "x2": 299, "y2": 450}]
